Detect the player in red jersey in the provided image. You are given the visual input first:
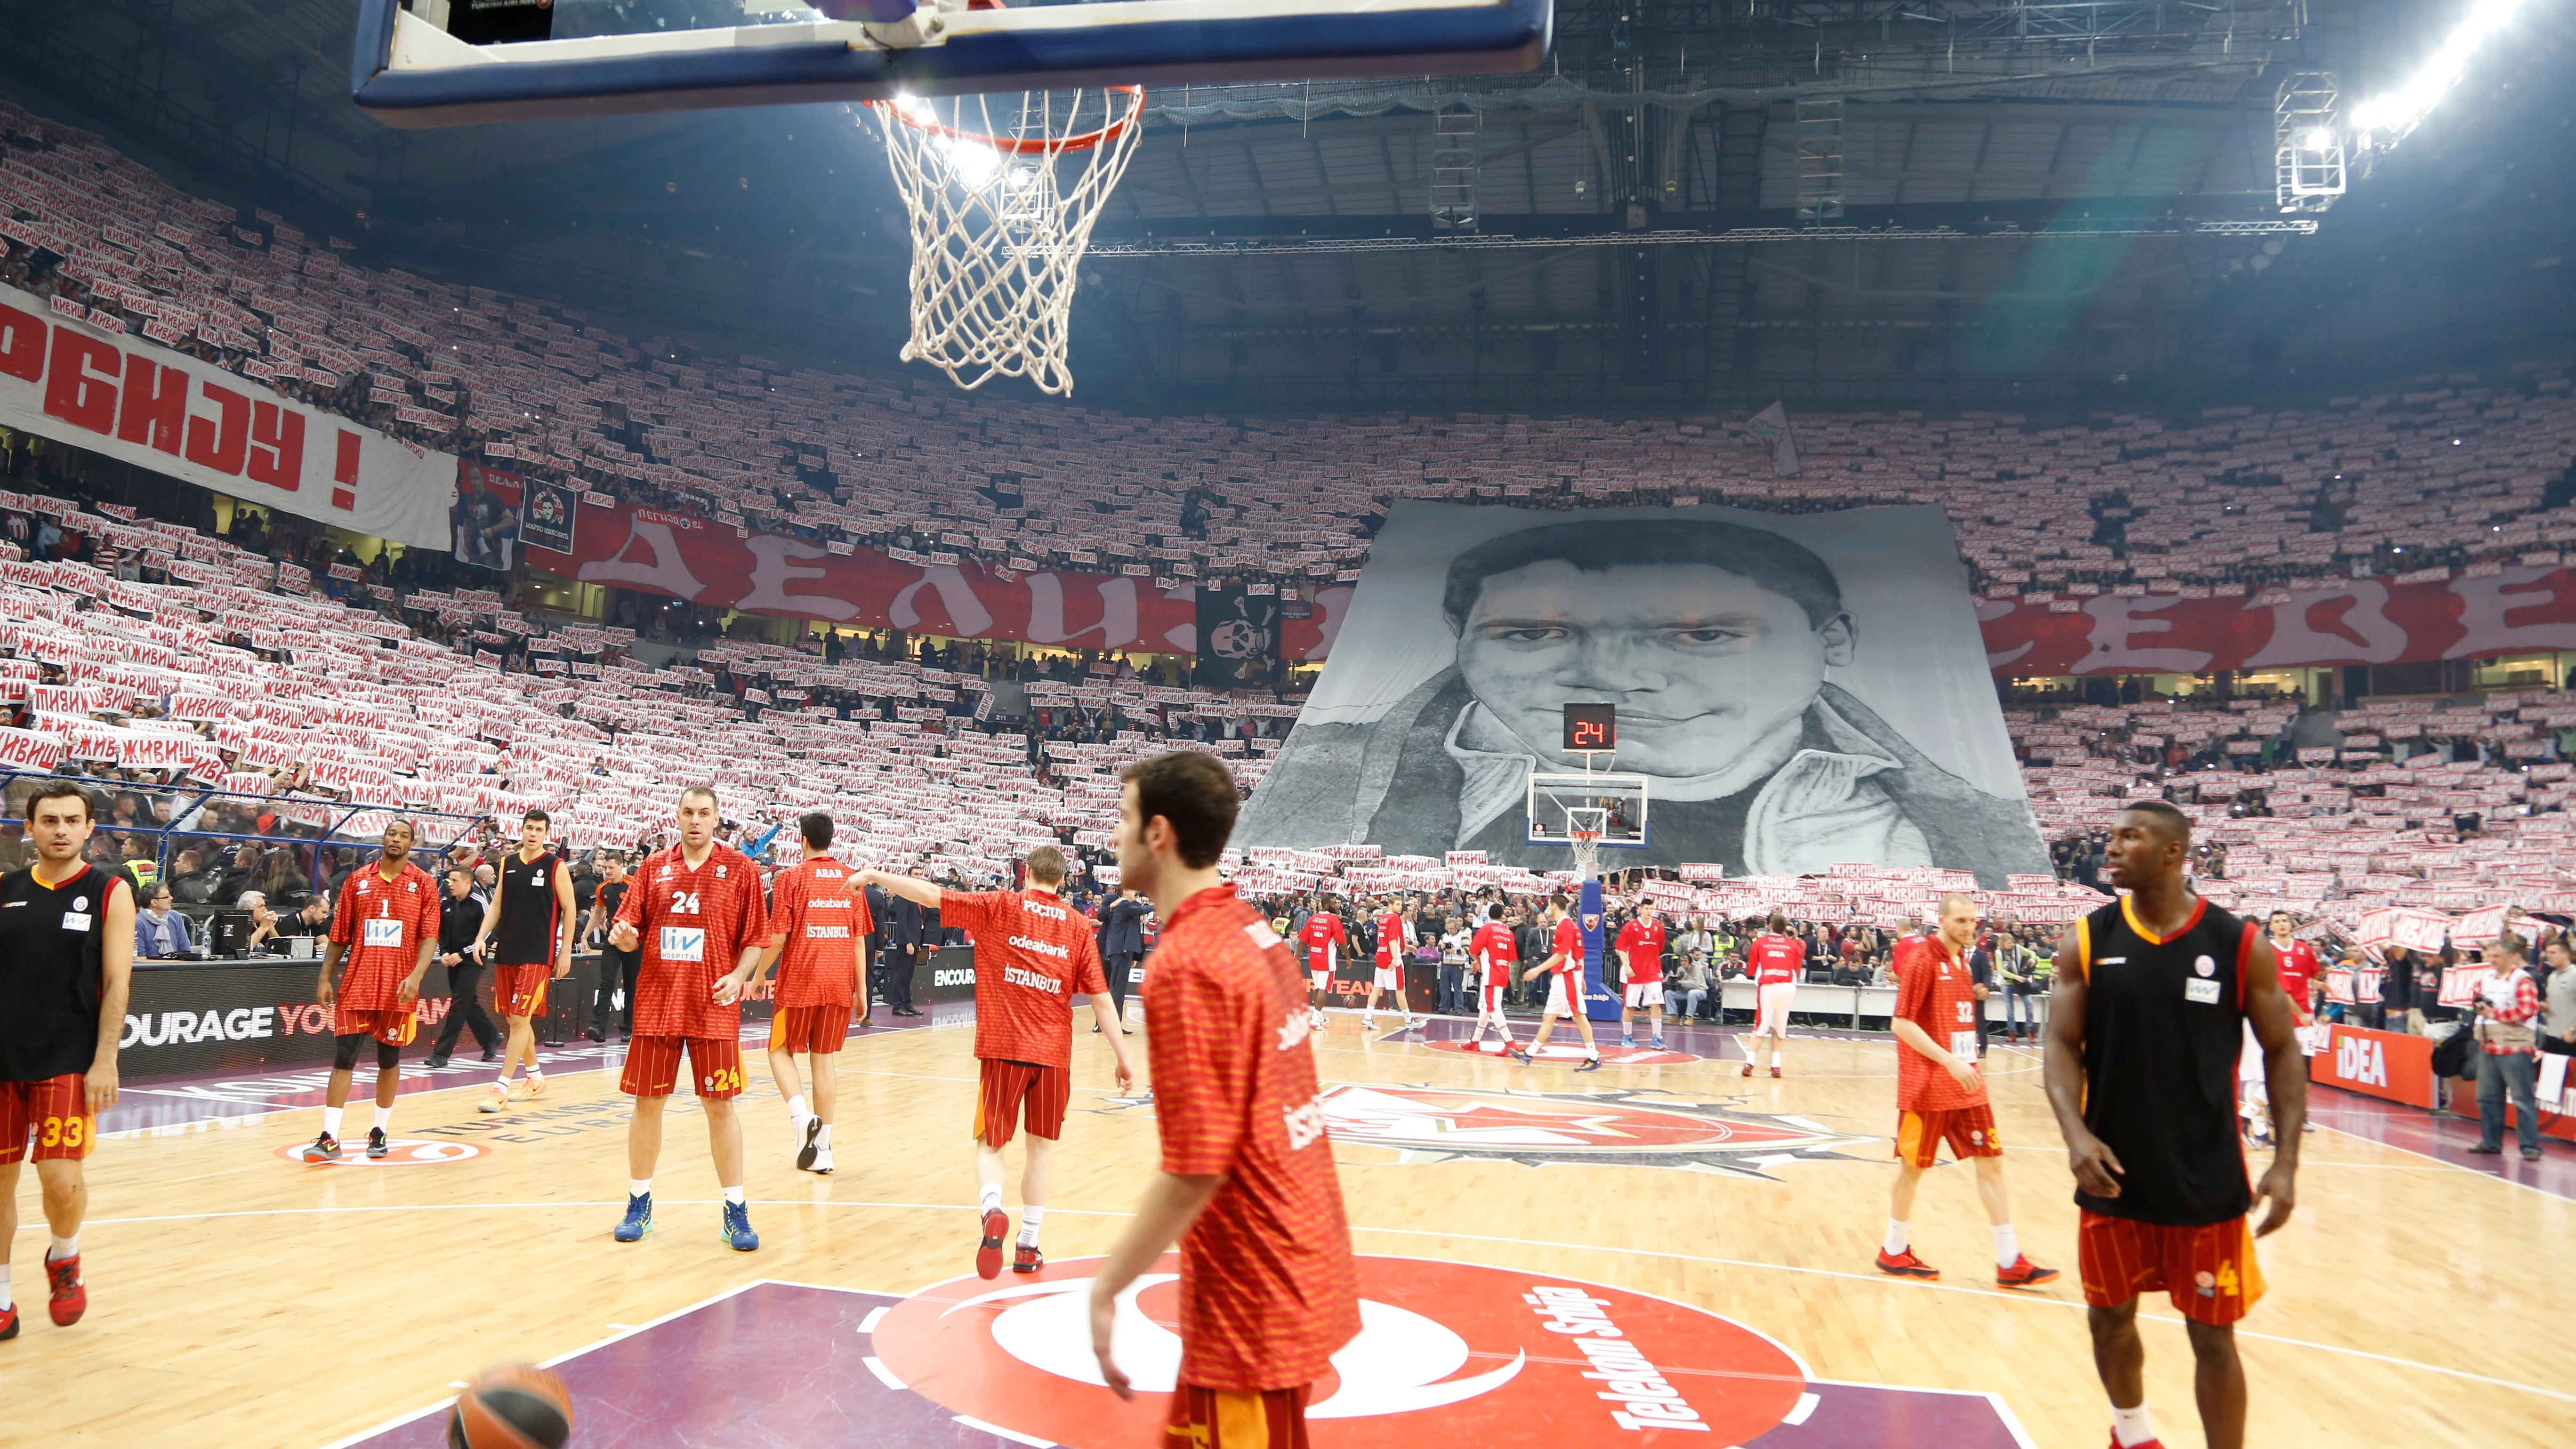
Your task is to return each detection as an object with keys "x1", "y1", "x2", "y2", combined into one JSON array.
[
  {"x1": 1365, "y1": 898, "x2": 1421, "y2": 1034},
  {"x1": 606, "y1": 786, "x2": 772, "y2": 1251},
  {"x1": 1743, "y1": 913, "x2": 1805, "y2": 1078},
  {"x1": 748, "y1": 811, "x2": 870, "y2": 1175},
  {"x1": 2241, "y1": 910, "x2": 2322, "y2": 1150},
  {"x1": 1467, "y1": 909, "x2": 1520, "y2": 1052},
  {"x1": 1876, "y1": 894, "x2": 2059, "y2": 1288},
  {"x1": 300, "y1": 819, "x2": 442, "y2": 1164},
  {"x1": 0, "y1": 781, "x2": 135, "y2": 1340},
  {"x1": 1091, "y1": 751, "x2": 1359, "y2": 1449},
  {"x1": 1511, "y1": 895, "x2": 1602, "y2": 1070},
  {"x1": 860, "y1": 845, "x2": 1134, "y2": 1278},
  {"x1": 1614, "y1": 906, "x2": 1668, "y2": 1050},
  {"x1": 1295, "y1": 899, "x2": 1345, "y2": 1031},
  {"x1": 464, "y1": 809, "x2": 577, "y2": 1114}
]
